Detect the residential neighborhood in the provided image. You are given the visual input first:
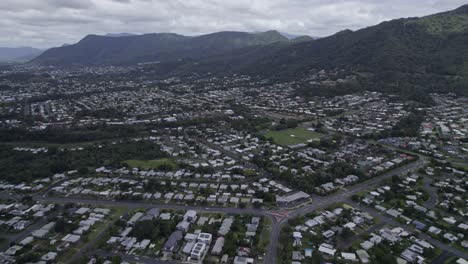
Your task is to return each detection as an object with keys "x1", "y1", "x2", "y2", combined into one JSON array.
[{"x1": 0, "y1": 64, "x2": 466, "y2": 264}]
